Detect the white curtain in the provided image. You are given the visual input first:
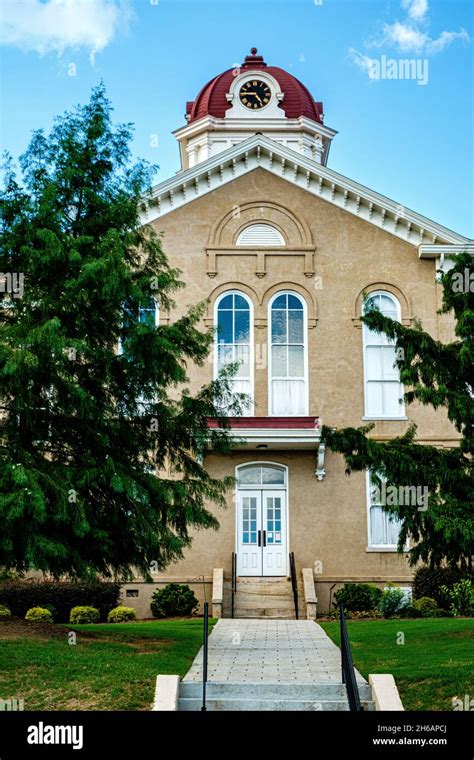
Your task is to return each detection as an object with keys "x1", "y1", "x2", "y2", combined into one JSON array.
[
  {"x1": 271, "y1": 379, "x2": 306, "y2": 415},
  {"x1": 370, "y1": 505, "x2": 401, "y2": 546}
]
